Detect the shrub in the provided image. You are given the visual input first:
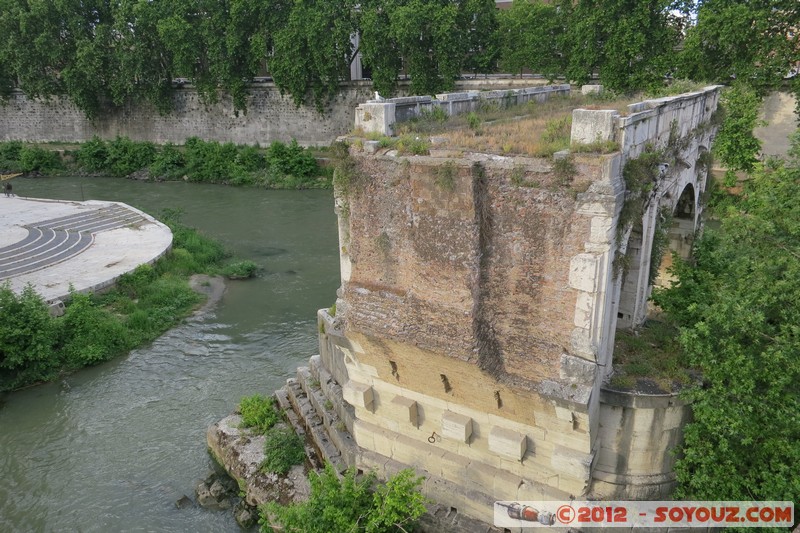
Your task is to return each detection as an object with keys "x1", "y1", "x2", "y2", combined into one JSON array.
[
  {"x1": 0, "y1": 141, "x2": 23, "y2": 171},
  {"x1": 435, "y1": 160, "x2": 457, "y2": 191},
  {"x1": 106, "y1": 136, "x2": 156, "y2": 177},
  {"x1": 183, "y1": 137, "x2": 239, "y2": 182},
  {"x1": 235, "y1": 145, "x2": 265, "y2": 172},
  {"x1": 395, "y1": 135, "x2": 430, "y2": 155},
  {"x1": 0, "y1": 284, "x2": 60, "y2": 389},
  {"x1": 60, "y1": 291, "x2": 133, "y2": 366},
  {"x1": 149, "y1": 143, "x2": 186, "y2": 180},
  {"x1": 260, "y1": 426, "x2": 305, "y2": 474},
  {"x1": 267, "y1": 139, "x2": 318, "y2": 179},
  {"x1": 262, "y1": 464, "x2": 426, "y2": 533},
  {"x1": 222, "y1": 260, "x2": 260, "y2": 279},
  {"x1": 75, "y1": 136, "x2": 109, "y2": 171},
  {"x1": 19, "y1": 146, "x2": 63, "y2": 173},
  {"x1": 239, "y1": 394, "x2": 279, "y2": 433}
]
